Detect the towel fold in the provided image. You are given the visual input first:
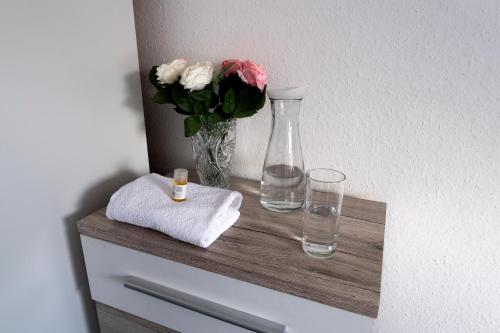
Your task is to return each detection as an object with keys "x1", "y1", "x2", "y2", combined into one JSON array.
[{"x1": 106, "y1": 173, "x2": 243, "y2": 248}]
